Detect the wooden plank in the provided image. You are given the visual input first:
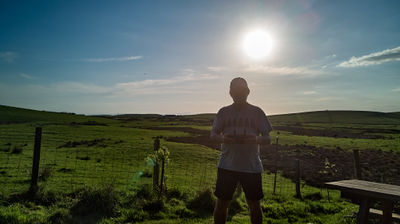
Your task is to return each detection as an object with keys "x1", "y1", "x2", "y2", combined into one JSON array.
[
  {"x1": 382, "y1": 200, "x2": 394, "y2": 224},
  {"x1": 325, "y1": 179, "x2": 400, "y2": 201},
  {"x1": 357, "y1": 198, "x2": 370, "y2": 224},
  {"x1": 369, "y1": 208, "x2": 400, "y2": 220}
]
